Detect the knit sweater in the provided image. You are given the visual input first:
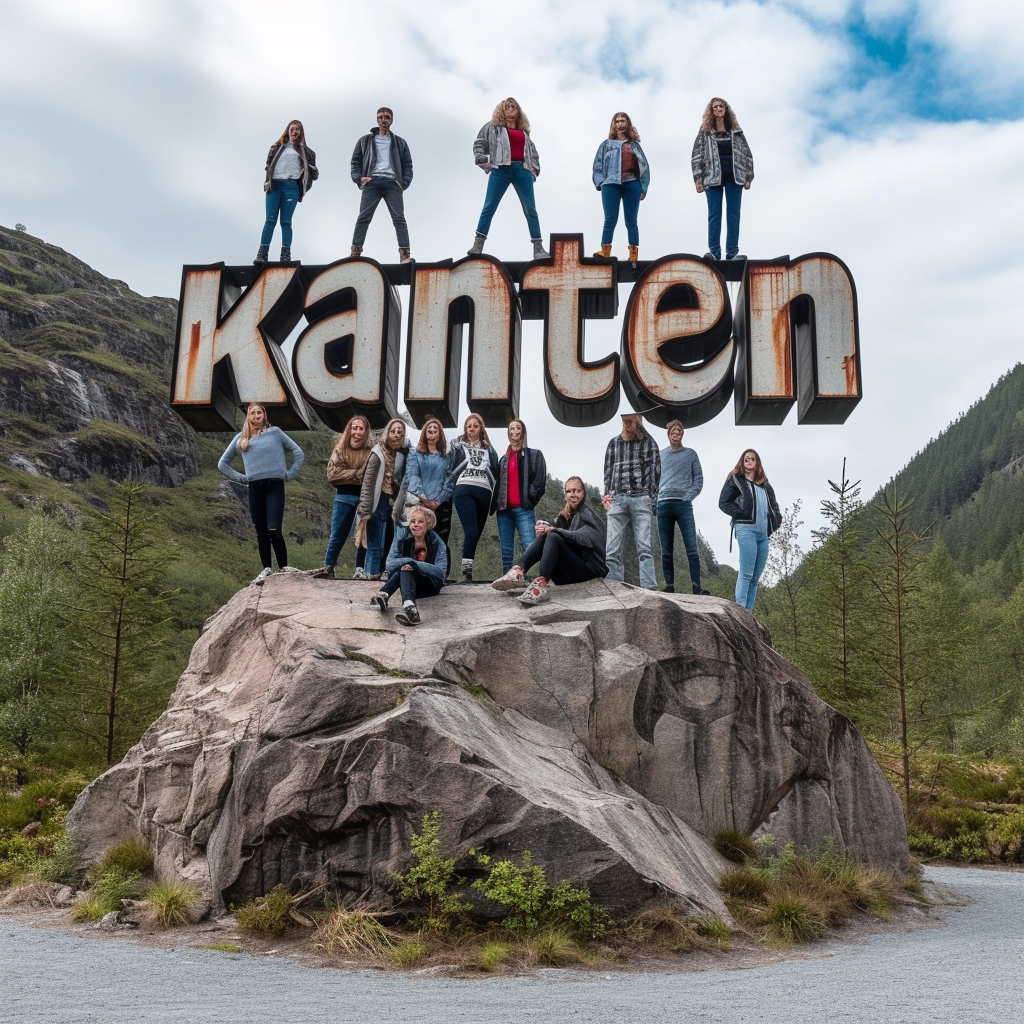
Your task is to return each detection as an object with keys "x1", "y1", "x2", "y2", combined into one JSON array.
[
  {"x1": 658, "y1": 446, "x2": 703, "y2": 503},
  {"x1": 218, "y1": 427, "x2": 304, "y2": 484}
]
